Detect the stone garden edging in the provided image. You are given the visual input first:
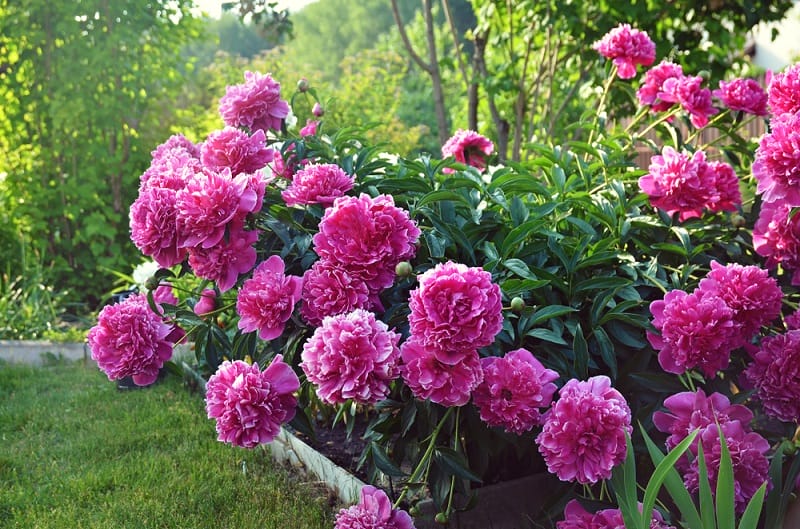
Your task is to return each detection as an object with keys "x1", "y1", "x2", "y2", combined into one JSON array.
[{"x1": 0, "y1": 340, "x2": 88, "y2": 365}]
